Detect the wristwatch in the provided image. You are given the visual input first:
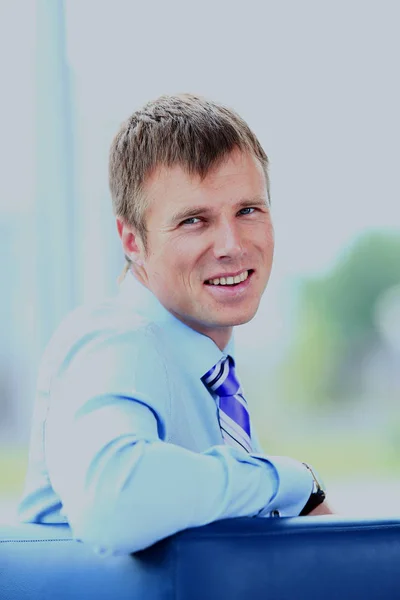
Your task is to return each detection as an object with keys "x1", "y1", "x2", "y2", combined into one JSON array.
[{"x1": 299, "y1": 463, "x2": 326, "y2": 516}]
